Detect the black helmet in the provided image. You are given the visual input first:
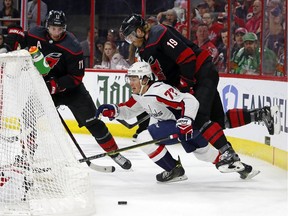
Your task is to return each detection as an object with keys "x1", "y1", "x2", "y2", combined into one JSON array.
[
  {"x1": 46, "y1": 10, "x2": 67, "y2": 31},
  {"x1": 120, "y1": 14, "x2": 145, "y2": 37}
]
